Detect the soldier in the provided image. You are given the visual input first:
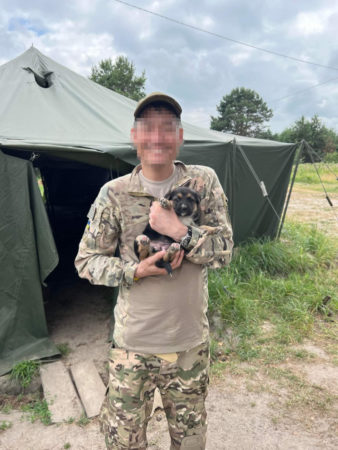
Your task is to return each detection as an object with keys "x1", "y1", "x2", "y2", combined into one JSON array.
[{"x1": 75, "y1": 92, "x2": 233, "y2": 449}]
